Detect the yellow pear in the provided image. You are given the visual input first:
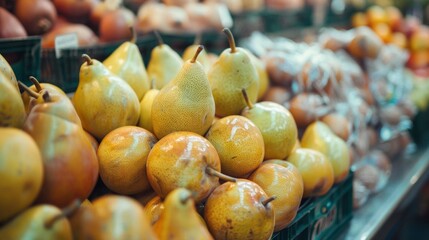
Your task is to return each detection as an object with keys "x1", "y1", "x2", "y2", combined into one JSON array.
[
  {"x1": 0, "y1": 200, "x2": 80, "y2": 240},
  {"x1": 151, "y1": 46, "x2": 215, "y2": 139},
  {"x1": 241, "y1": 89, "x2": 298, "y2": 160},
  {"x1": 103, "y1": 28, "x2": 150, "y2": 100},
  {"x1": 147, "y1": 32, "x2": 183, "y2": 89},
  {"x1": 72, "y1": 54, "x2": 140, "y2": 141},
  {"x1": 0, "y1": 128, "x2": 44, "y2": 223},
  {"x1": 146, "y1": 131, "x2": 235, "y2": 203},
  {"x1": 208, "y1": 28, "x2": 259, "y2": 117},
  {"x1": 0, "y1": 53, "x2": 18, "y2": 92},
  {"x1": 137, "y1": 88, "x2": 159, "y2": 133},
  {"x1": 153, "y1": 188, "x2": 213, "y2": 240},
  {"x1": 204, "y1": 179, "x2": 275, "y2": 240},
  {"x1": 21, "y1": 84, "x2": 98, "y2": 208},
  {"x1": 249, "y1": 161, "x2": 303, "y2": 231},
  {"x1": 300, "y1": 121, "x2": 350, "y2": 183},
  {"x1": 242, "y1": 49, "x2": 270, "y2": 100},
  {"x1": 0, "y1": 72, "x2": 26, "y2": 128}
]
